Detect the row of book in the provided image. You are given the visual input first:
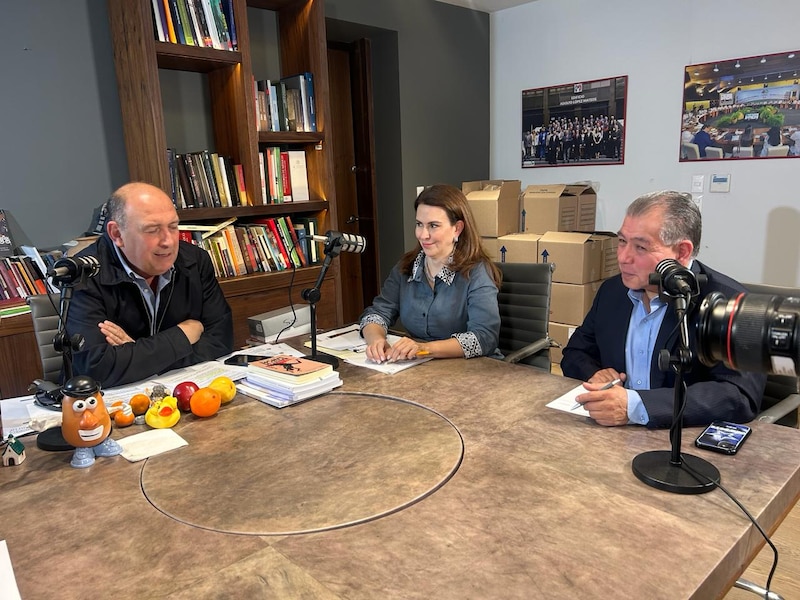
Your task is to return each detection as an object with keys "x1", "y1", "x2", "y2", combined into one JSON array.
[
  {"x1": 167, "y1": 149, "x2": 249, "y2": 210},
  {"x1": 254, "y1": 73, "x2": 317, "y2": 133},
  {"x1": 0, "y1": 255, "x2": 51, "y2": 303},
  {"x1": 258, "y1": 148, "x2": 310, "y2": 204},
  {"x1": 237, "y1": 354, "x2": 342, "y2": 408},
  {"x1": 179, "y1": 215, "x2": 321, "y2": 278},
  {"x1": 151, "y1": 0, "x2": 237, "y2": 51}
]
